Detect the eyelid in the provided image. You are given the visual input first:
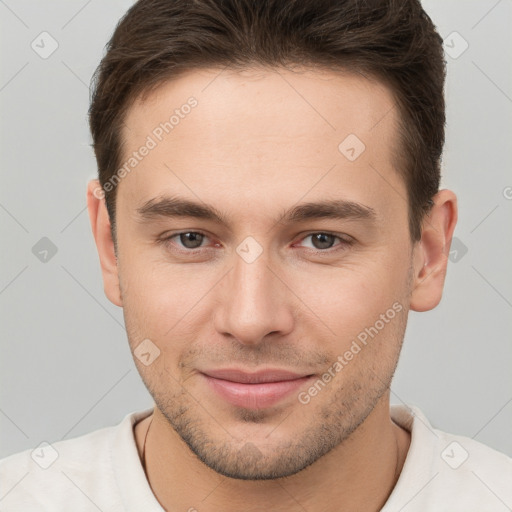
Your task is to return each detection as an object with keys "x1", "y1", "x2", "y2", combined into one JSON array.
[
  {"x1": 293, "y1": 232, "x2": 354, "y2": 251},
  {"x1": 158, "y1": 230, "x2": 215, "y2": 252},
  {"x1": 159, "y1": 230, "x2": 353, "y2": 254}
]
